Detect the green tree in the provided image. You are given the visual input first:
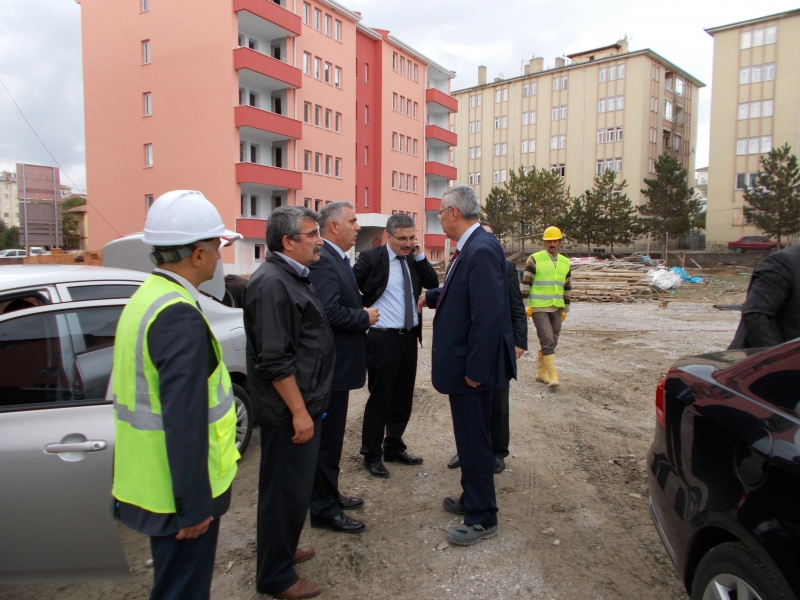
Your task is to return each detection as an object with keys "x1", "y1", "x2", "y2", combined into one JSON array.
[
  {"x1": 638, "y1": 152, "x2": 701, "y2": 240},
  {"x1": 594, "y1": 170, "x2": 641, "y2": 253},
  {"x1": 0, "y1": 225, "x2": 21, "y2": 249},
  {"x1": 524, "y1": 167, "x2": 570, "y2": 235},
  {"x1": 743, "y1": 143, "x2": 800, "y2": 246},
  {"x1": 481, "y1": 186, "x2": 515, "y2": 241},
  {"x1": 566, "y1": 190, "x2": 604, "y2": 252},
  {"x1": 62, "y1": 195, "x2": 87, "y2": 247}
]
